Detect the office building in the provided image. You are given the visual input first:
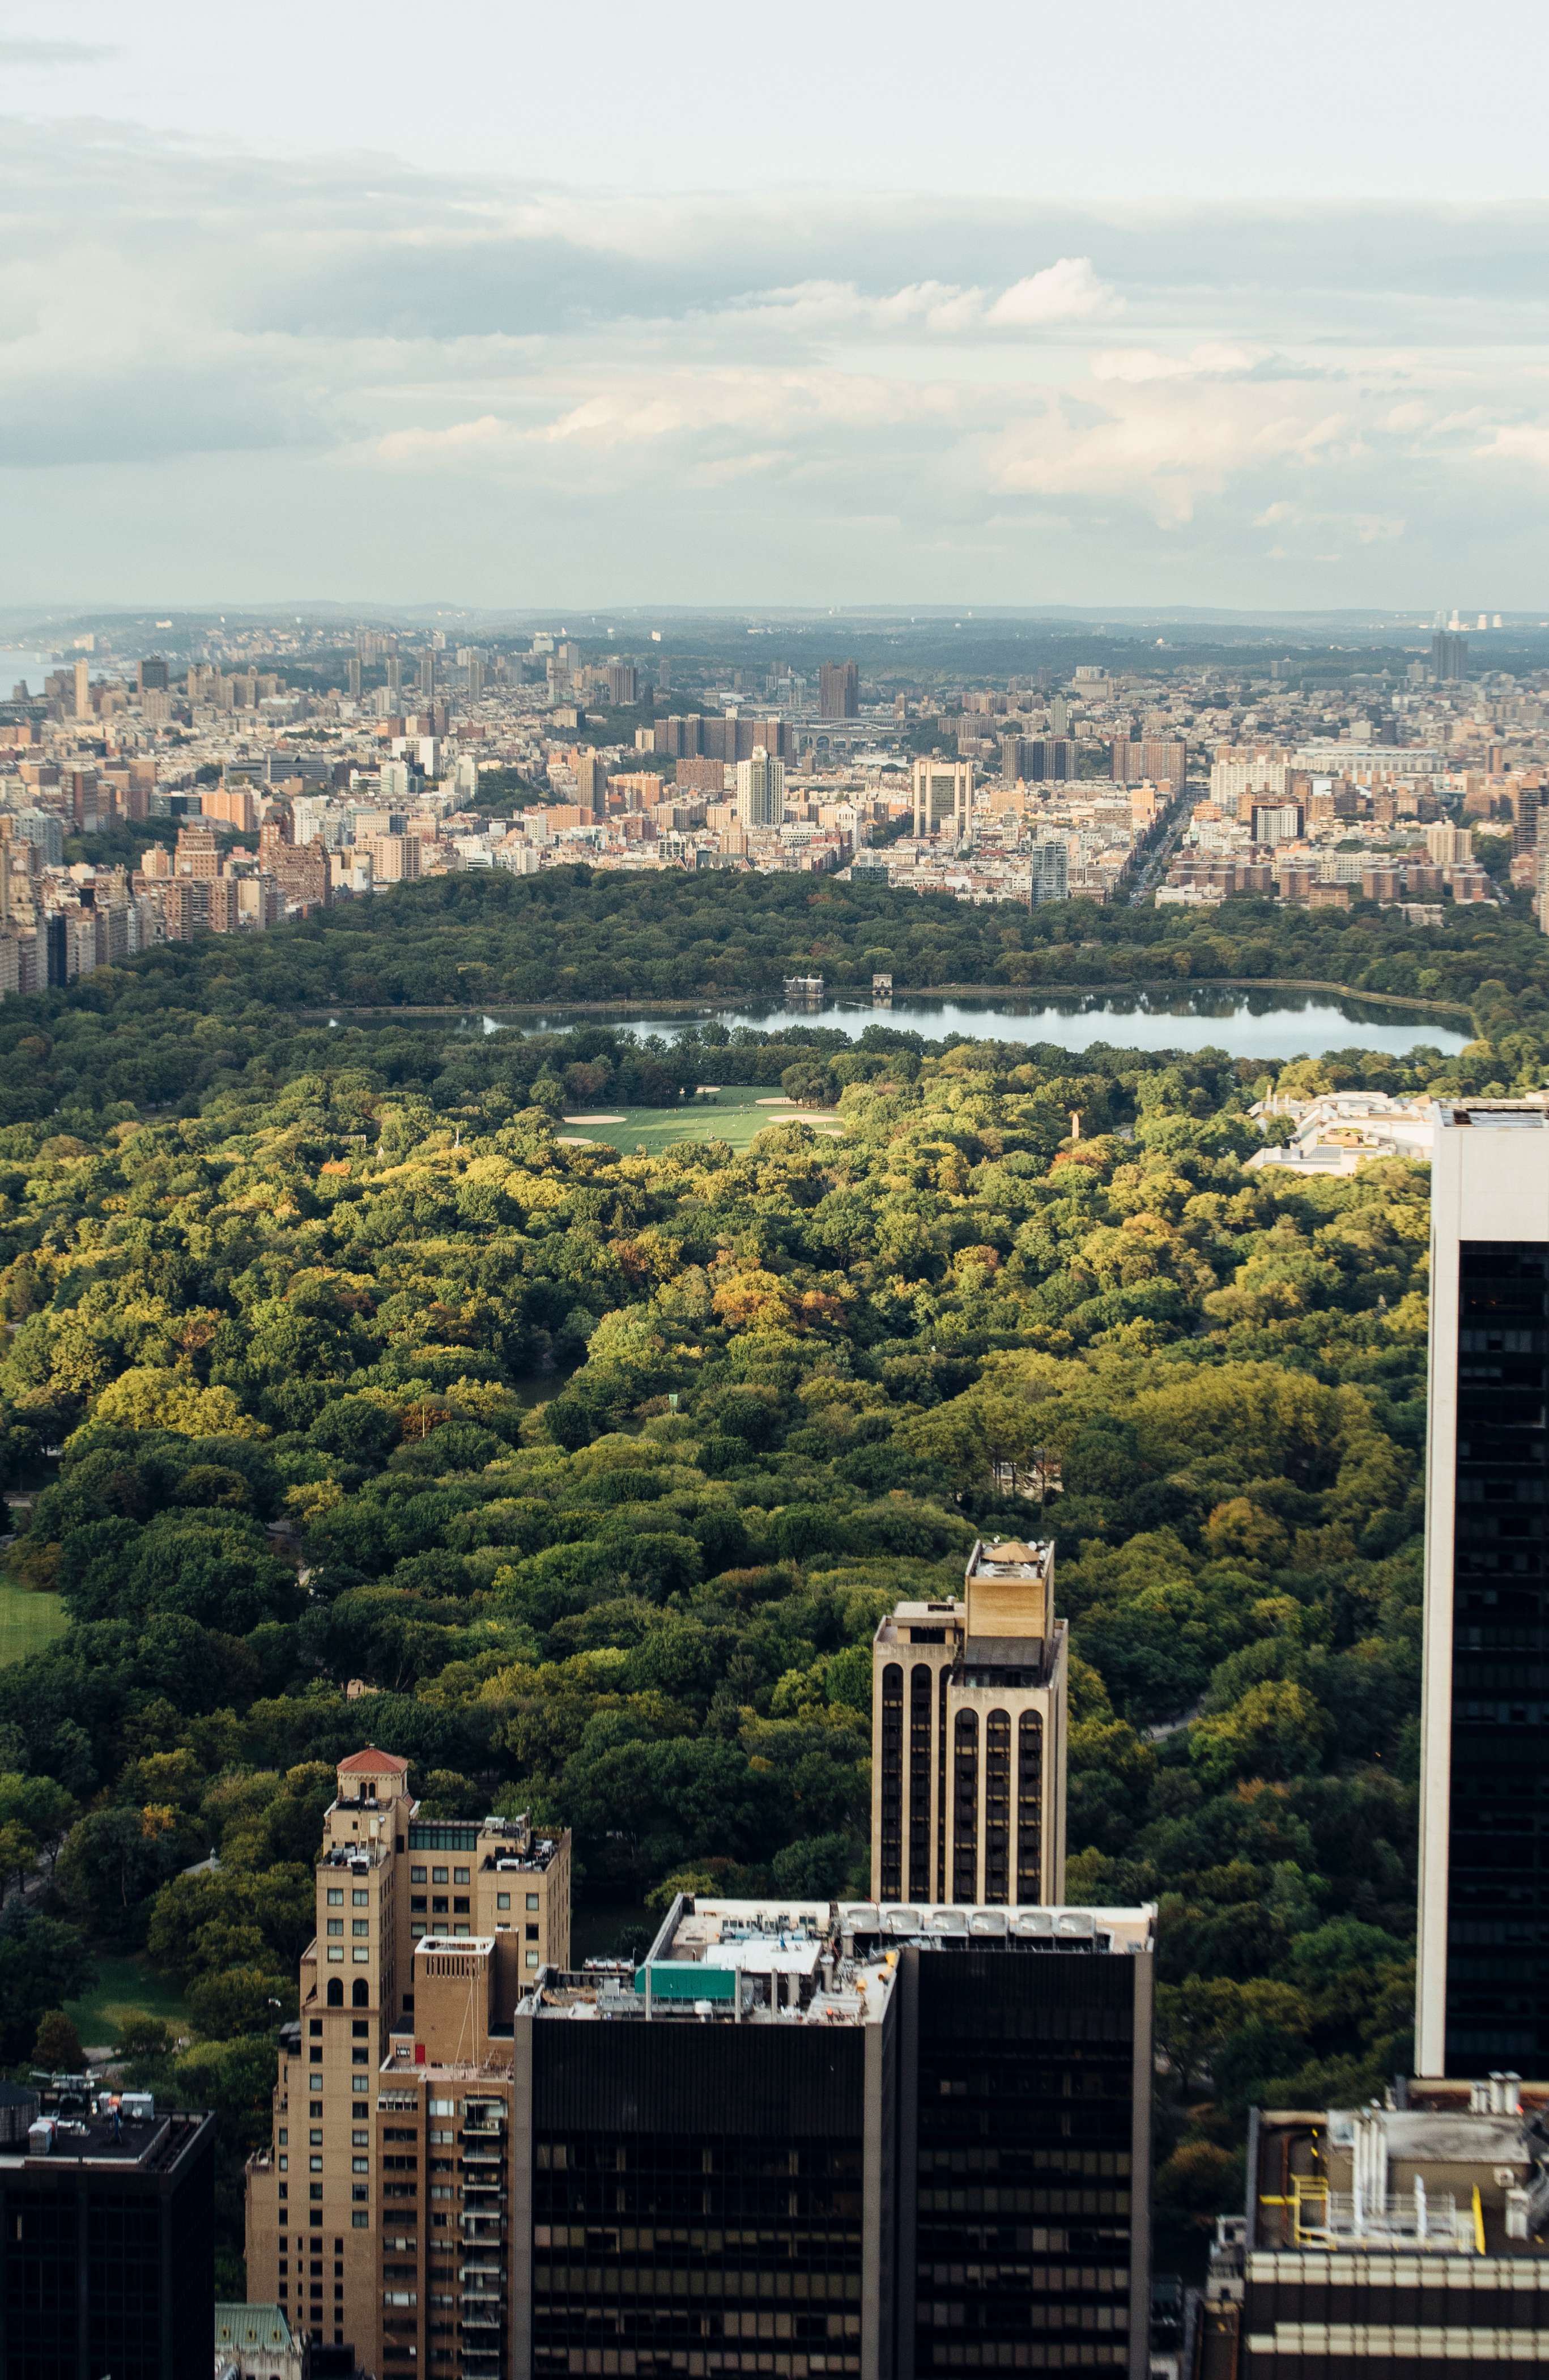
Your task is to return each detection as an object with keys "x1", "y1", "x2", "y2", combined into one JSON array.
[
  {"x1": 819, "y1": 661, "x2": 859, "y2": 719},
  {"x1": 246, "y1": 1748, "x2": 571, "y2": 2369},
  {"x1": 1431, "y1": 628, "x2": 1469, "y2": 683},
  {"x1": 1416, "y1": 1100, "x2": 1549, "y2": 2077},
  {"x1": 605, "y1": 661, "x2": 639, "y2": 707},
  {"x1": 911, "y1": 759, "x2": 974, "y2": 840},
  {"x1": 371, "y1": 1895, "x2": 1150, "y2": 2380},
  {"x1": 871, "y1": 1538, "x2": 1068, "y2": 1909},
  {"x1": 1203, "y1": 2076, "x2": 1549, "y2": 2377},
  {"x1": 419, "y1": 651, "x2": 436, "y2": 700},
  {"x1": 136, "y1": 655, "x2": 169, "y2": 696},
  {"x1": 0, "y1": 2081, "x2": 215, "y2": 2378},
  {"x1": 347, "y1": 656, "x2": 362, "y2": 702},
  {"x1": 735, "y1": 745, "x2": 785, "y2": 829}
]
